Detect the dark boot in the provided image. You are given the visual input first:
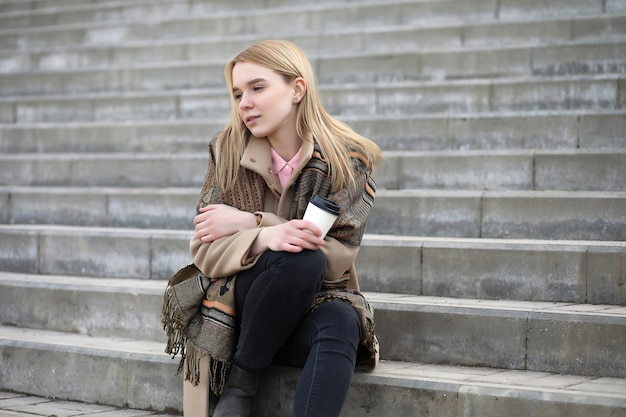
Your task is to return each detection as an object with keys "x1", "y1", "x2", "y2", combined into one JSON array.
[{"x1": 213, "y1": 365, "x2": 262, "y2": 417}]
